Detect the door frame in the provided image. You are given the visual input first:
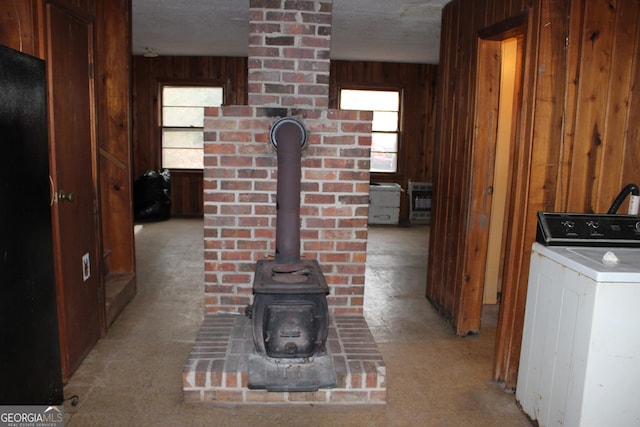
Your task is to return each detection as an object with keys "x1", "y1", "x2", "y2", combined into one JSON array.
[{"x1": 456, "y1": 14, "x2": 528, "y2": 337}]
